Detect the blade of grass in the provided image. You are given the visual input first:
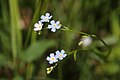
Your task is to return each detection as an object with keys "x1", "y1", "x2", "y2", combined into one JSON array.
[
  {"x1": 9, "y1": 0, "x2": 22, "y2": 69},
  {"x1": 24, "y1": 0, "x2": 43, "y2": 46}
]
